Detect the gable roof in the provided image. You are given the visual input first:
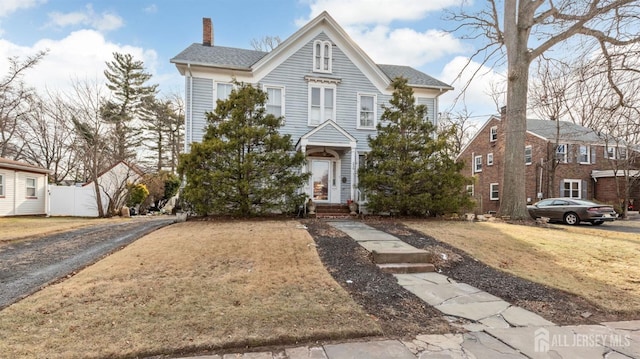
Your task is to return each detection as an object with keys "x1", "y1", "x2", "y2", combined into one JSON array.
[
  {"x1": 378, "y1": 64, "x2": 452, "y2": 90},
  {"x1": 526, "y1": 119, "x2": 602, "y2": 143},
  {"x1": 171, "y1": 44, "x2": 267, "y2": 70},
  {"x1": 0, "y1": 157, "x2": 51, "y2": 174},
  {"x1": 82, "y1": 161, "x2": 145, "y2": 187},
  {"x1": 297, "y1": 120, "x2": 357, "y2": 149},
  {"x1": 171, "y1": 11, "x2": 451, "y2": 92}
]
